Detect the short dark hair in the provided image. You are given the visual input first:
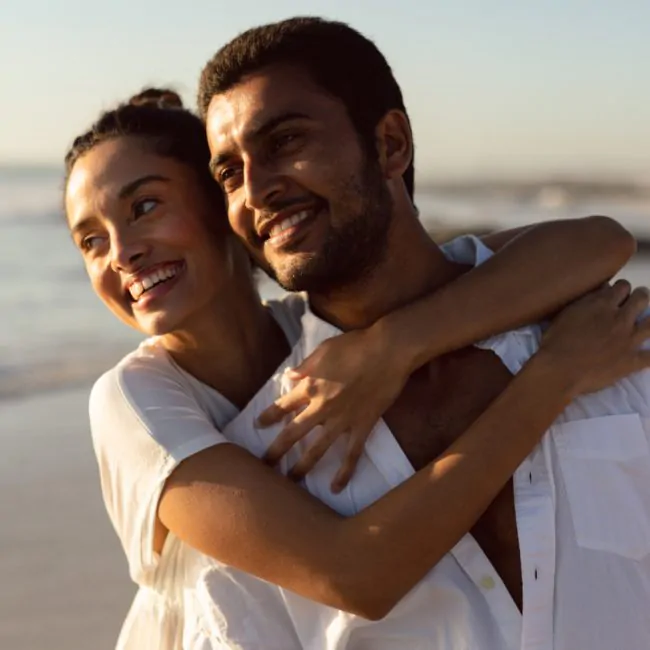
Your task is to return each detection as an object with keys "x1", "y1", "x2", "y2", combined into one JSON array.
[
  {"x1": 64, "y1": 88, "x2": 224, "y2": 211},
  {"x1": 198, "y1": 17, "x2": 415, "y2": 199}
]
